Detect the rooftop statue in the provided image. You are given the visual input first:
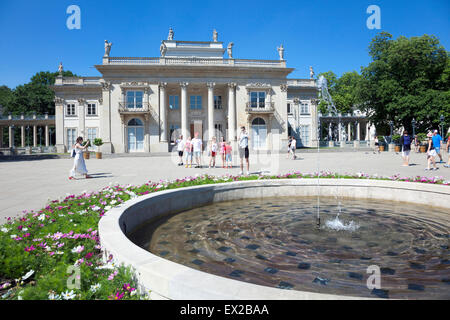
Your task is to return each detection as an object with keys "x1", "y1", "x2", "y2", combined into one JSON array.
[
  {"x1": 309, "y1": 66, "x2": 315, "y2": 79},
  {"x1": 213, "y1": 29, "x2": 218, "y2": 42},
  {"x1": 104, "y1": 40, "x2": 112, "y2": 57},
  {"x1": 227, "y1": 42, "x2": 234, "y2": 59},
  {"x1": 160, "y1": 41, "x2": 167, "y2": 57},
  {"x1": 277, "y1": 44, "x2": 284, "y2": 60},
  {"x1": 58, "y1": 62, "x2": 63, "y2": 75},
  {"x1": 168, "y1": 27, "x2": 174, "y2": 40}
]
